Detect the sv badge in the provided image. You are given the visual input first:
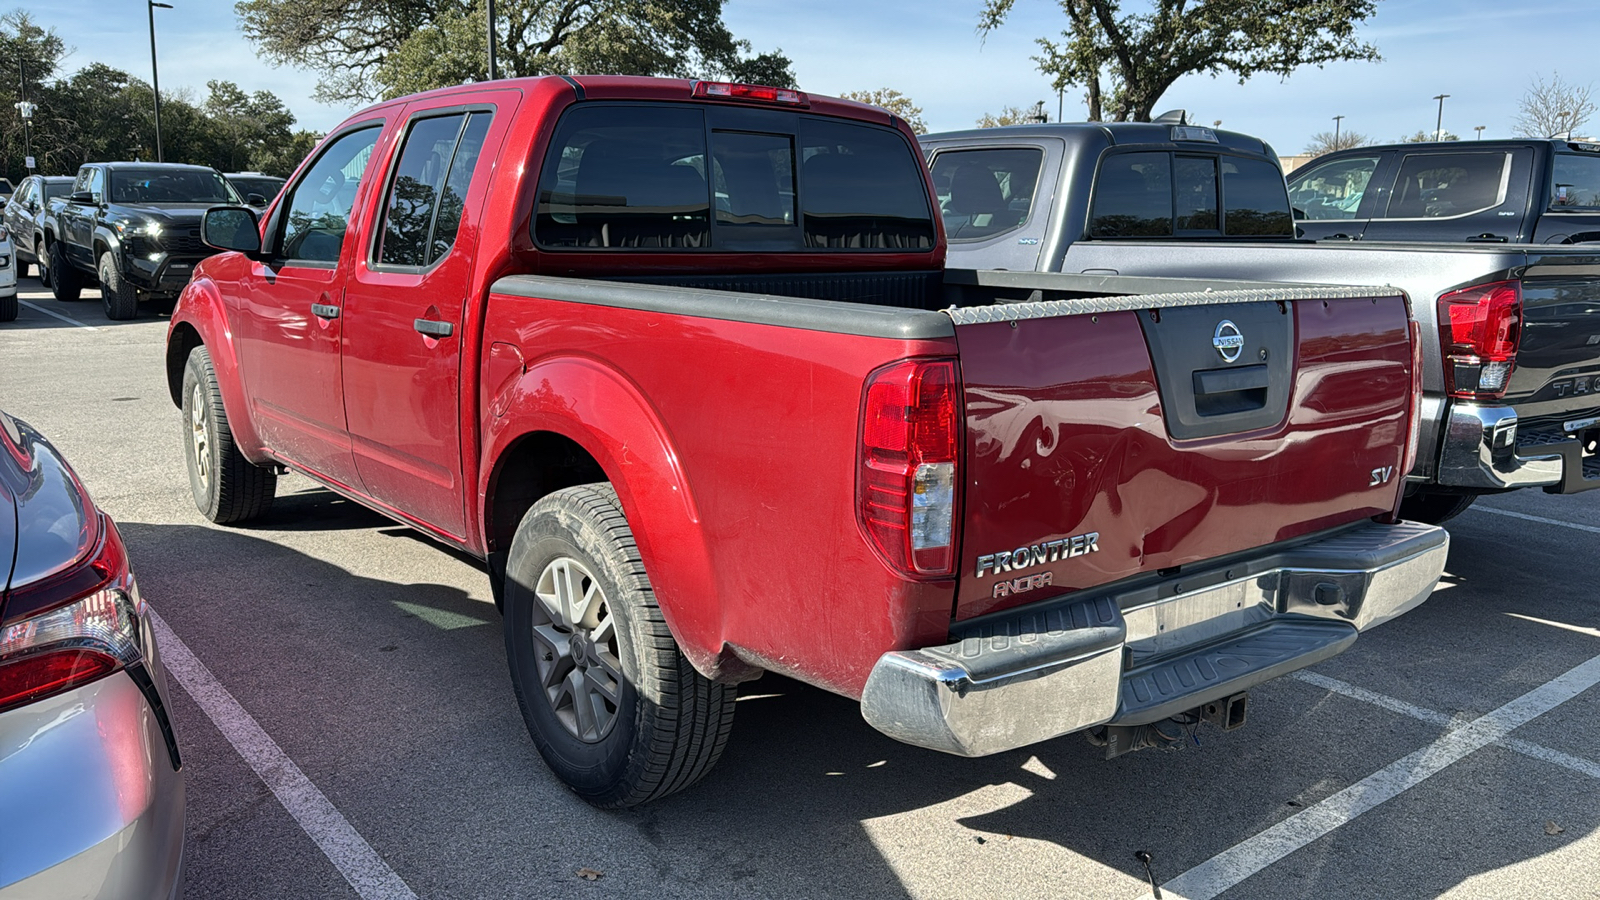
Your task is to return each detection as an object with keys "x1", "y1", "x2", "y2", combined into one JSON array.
[{"x1": 1369, "y1": 466, "x2": 1395, "y2": 487}]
